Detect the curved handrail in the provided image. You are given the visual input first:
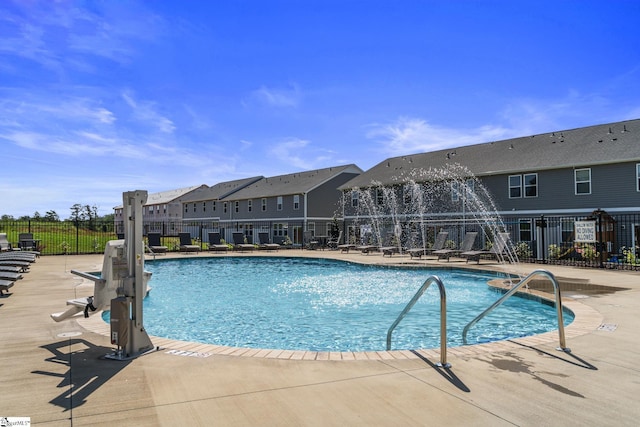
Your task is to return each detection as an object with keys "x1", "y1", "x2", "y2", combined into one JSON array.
[
  {"x1": 462, "y1": 269, "x2": 570, "y2": 352},
  {"x1": 386, "y1": 275, "x2": 450, "y2": 367}
]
